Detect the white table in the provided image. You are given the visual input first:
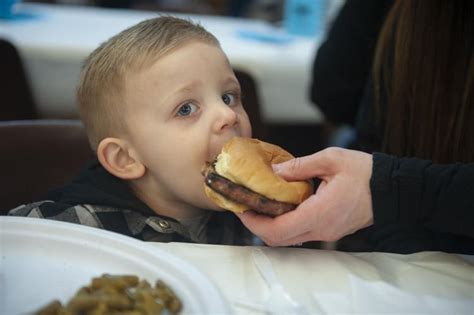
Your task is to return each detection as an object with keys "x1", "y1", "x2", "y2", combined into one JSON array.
[
  {"x1": 151, "y1": 242, "x2": 474, "y2": 314},
  {"x1": 0, "y1": 3, "x2": 323, "y2": 123}
]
